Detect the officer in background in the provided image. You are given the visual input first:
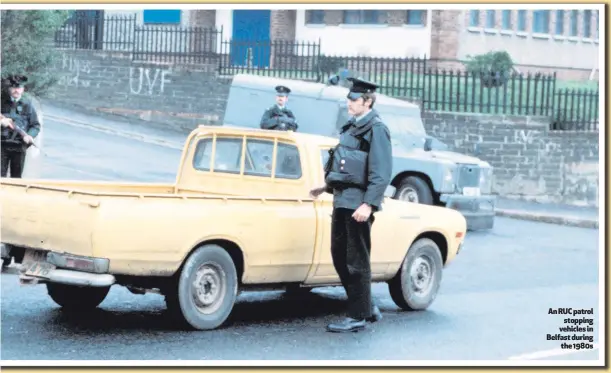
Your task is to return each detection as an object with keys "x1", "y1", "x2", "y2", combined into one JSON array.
[
  {"x1": 1, "y1": 75, "x2": 41, "y2": 178},
  {"x1": 310, "y1": 77, "x2": 392, "y2": 333},
  {"x1": 259, "y1": 85, "x2": 298, "y2": 132}
]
